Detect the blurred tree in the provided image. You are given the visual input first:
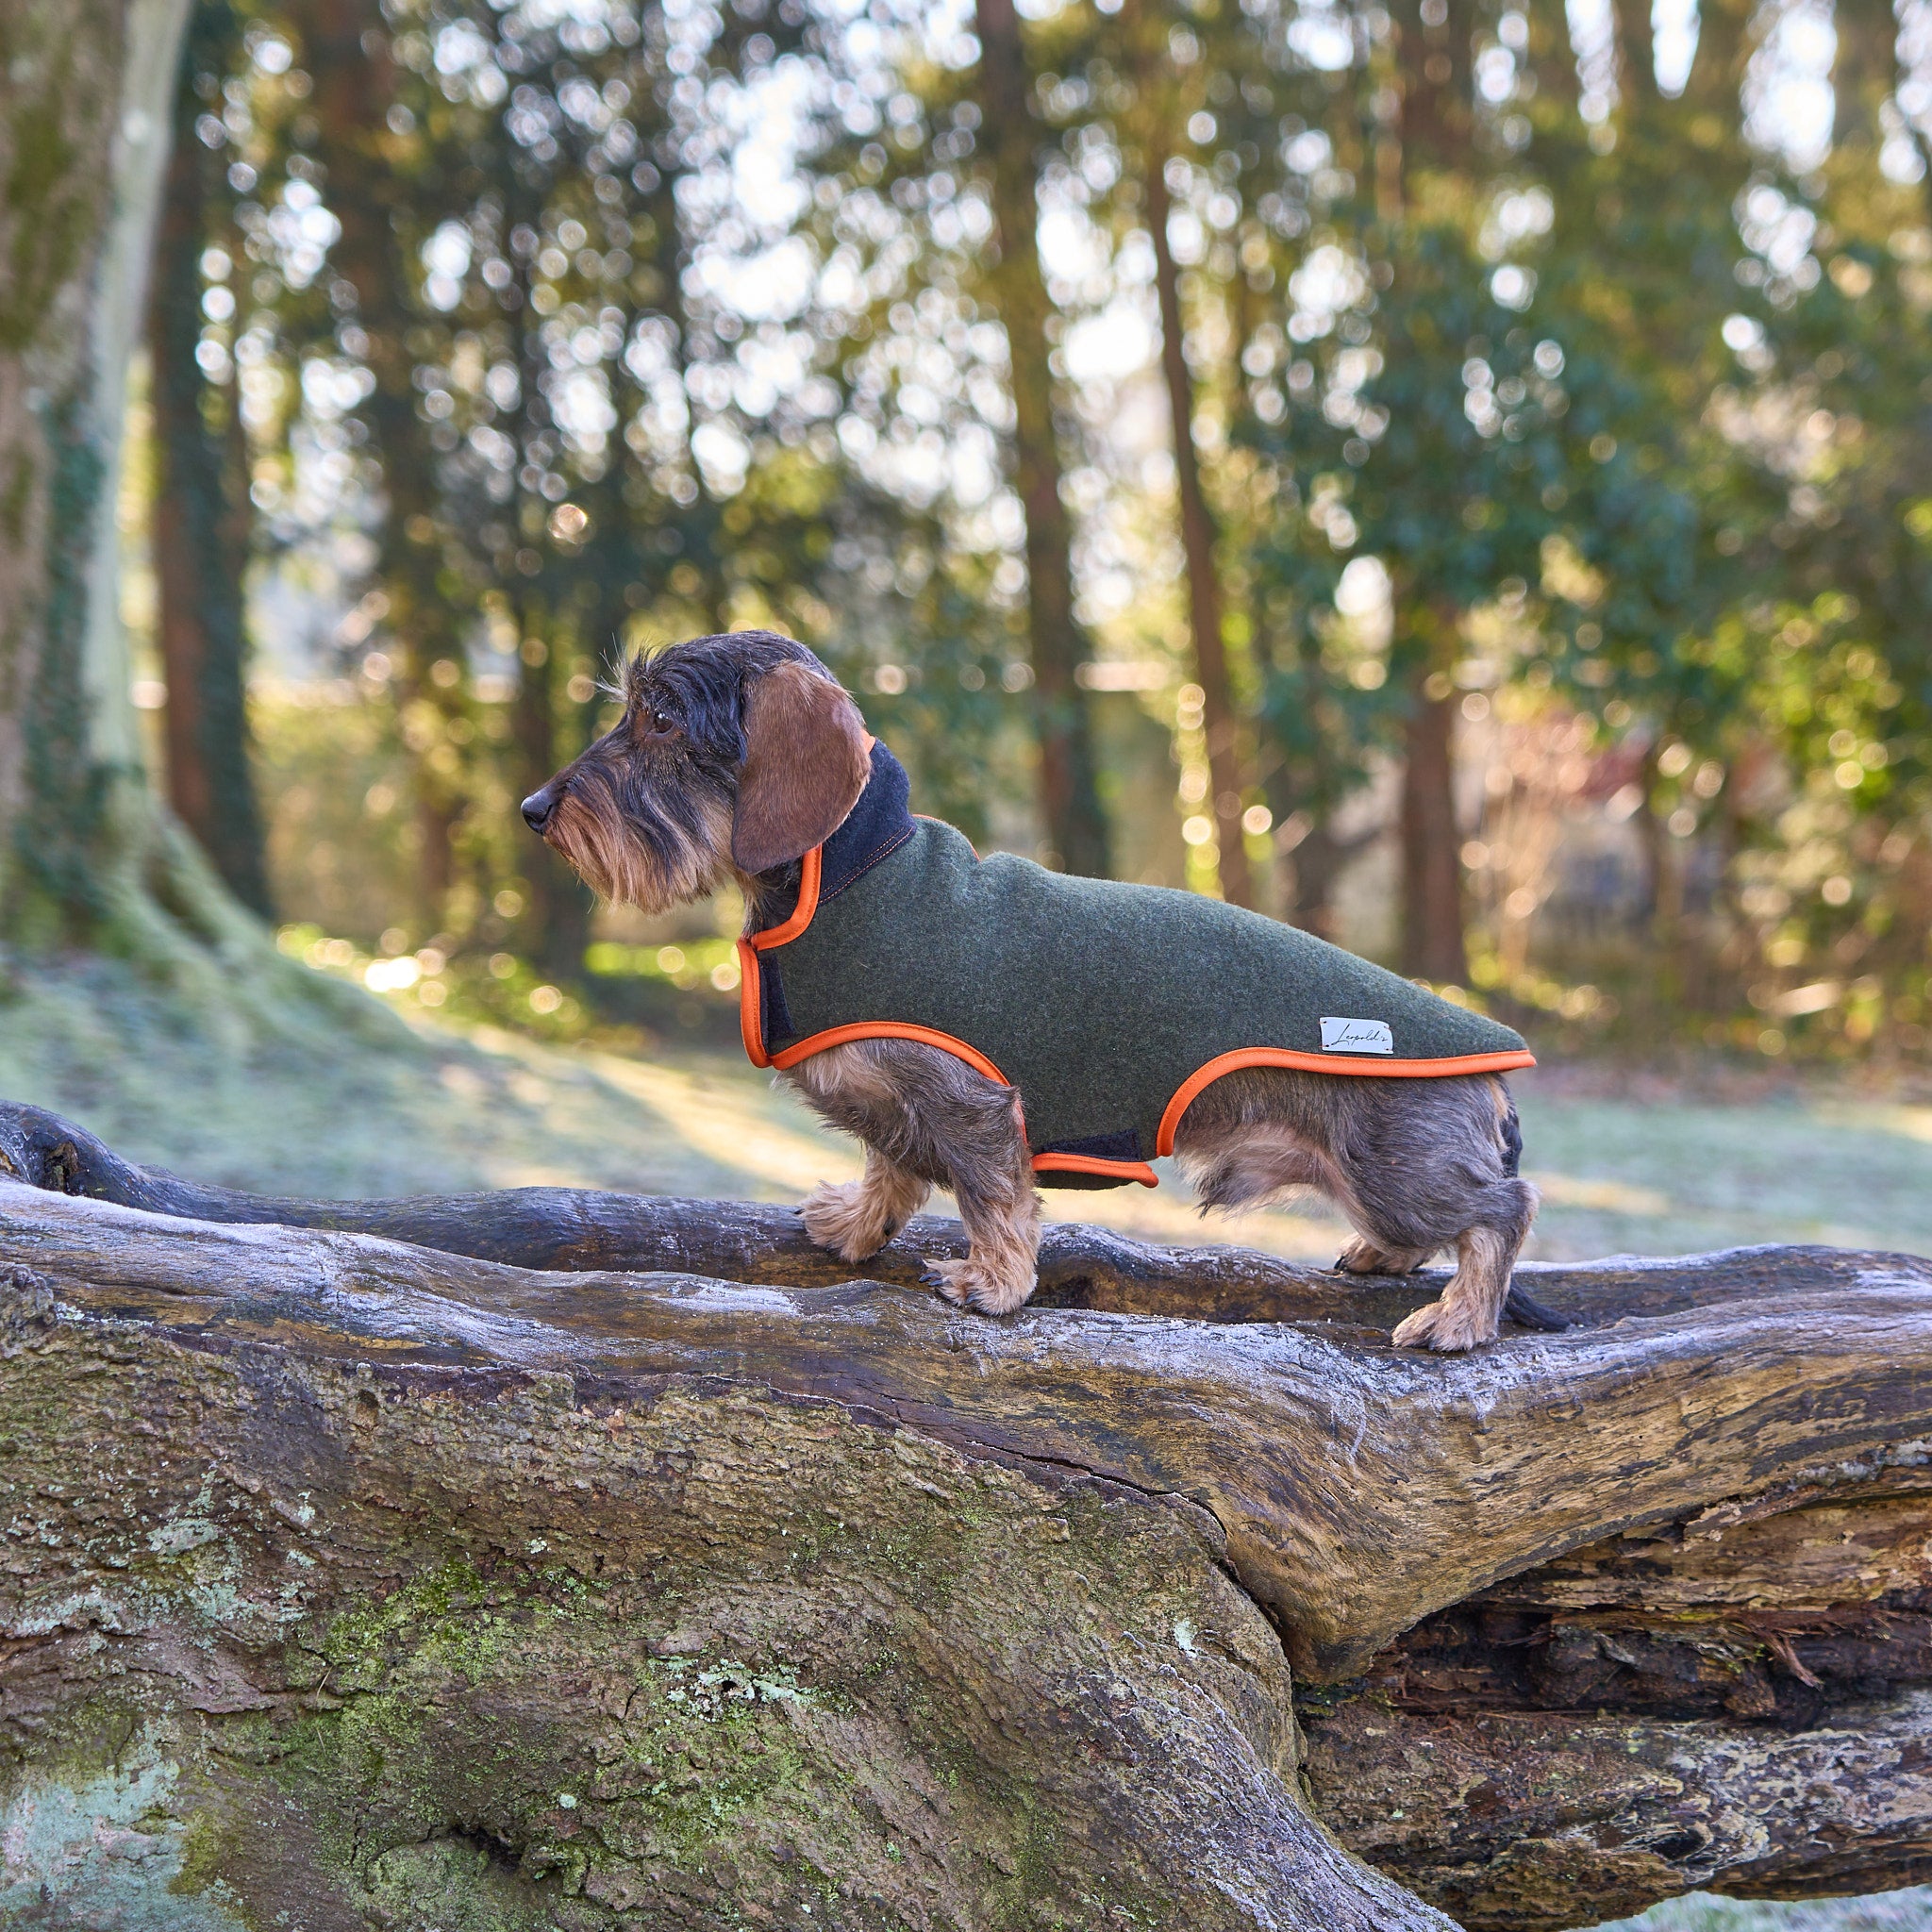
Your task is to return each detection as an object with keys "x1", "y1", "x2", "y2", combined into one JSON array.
[
  {"x1": 287, "y1": 0, "x2": 474, "y2": 931},
  {"x1": 0, "y1": 0, "x2": 375, "y2": 1048},
  {"x1": 1128, "y1": 1, "x2": 1257, "y2": 907},
  {"x1": 0, "y1": 0, "x2": 173, "y2": 944},
  {"x1": 1236, "y1": 0, "x2": 1565, "y2": 981},
  {"x1": 149, "y1": 0, "x2": 275, "y2": 919},
  {"x1": 974, "y1": 0, "x2": 1112, "y2": 875}
]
